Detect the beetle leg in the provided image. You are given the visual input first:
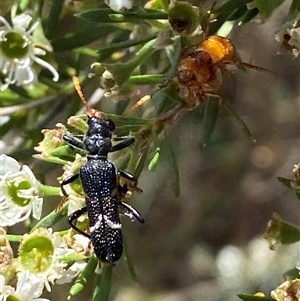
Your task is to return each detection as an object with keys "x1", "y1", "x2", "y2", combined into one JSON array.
[
  {"x1": 110, "y1": 137, "x2": 135, "y2": 152},
  {"x1": 119, "y1": 202, "x2": 145, "y2": 224},
  {"x1": 118, "y1": 169, "x2": 137, "y2": 182},
  {"x1": 68, "y1": 206, "x2": 90, "y2": 238},
  {"x1": 63, "y1": 134, "x2": 85, "y2": 150},
  {"x1": 56, "y1": 173, "x2": 80, "y2": 211}
]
